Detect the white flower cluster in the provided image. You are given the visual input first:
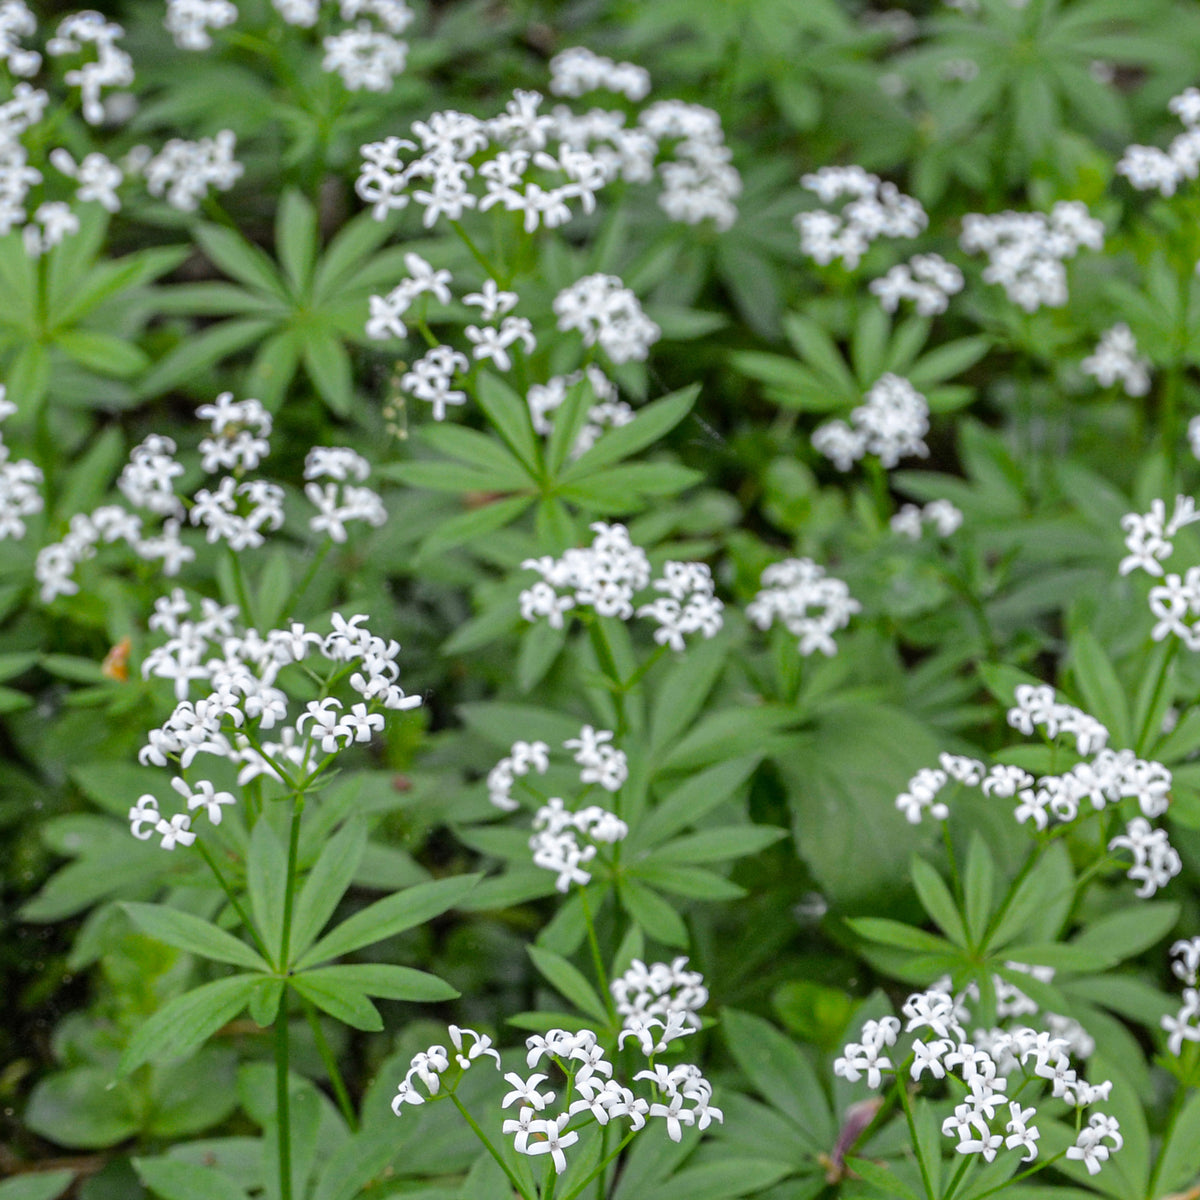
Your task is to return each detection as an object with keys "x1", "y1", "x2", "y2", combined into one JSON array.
[
  {"x1": 898, "y1": 687, "x2": 1179, "y2": 897},
  {"x1": 134, "y1": 601, "x2": 420, "y2": 847},
  {"x1": 745, "y1": 557, "x2": 860, "y2": 657},
  {"x1": 530, "y1": 795, "x2": 629, "y2": 892},
  {"x1": 367, "y1": 256, "x2": 537, "y2": 413},
  {"x1": 1163, "y1": 937, "x2": 1200, "y2": 1056},
  {"x1": 1119, "y1": 496, "x2": 1200, "y2": 579},
  {"x1": 1119, "y1": 496, "x2": 1200, "y2": 648},
  {"x1": 0, "y1": 0, "x2": 39, "y2": 75},
  {"x1": 1081, "y1": 324, "x2": 1151, "y2": 397},
  {"x1": 520, "y1": 522, "x2": 723, "y2": 652},
  {"x1": 527, "y1": 365, "x2": 634, "y2": 459},
  {"x1": 49, "y1": 148, "x2": 123, "y2": 213},
  {"x1": 0, "y1": 84, "x2": 48, "y2": 240},
  {"x1": 812, "y1": 373, "x2": 930, "y2": 471},
  {"x1": 0, "y1": 390, "x2": 42, "y2": 540},
  {"x1": 611, "y1": 957, "x2": 708, "y2": 1055},
  {"x1": 36, "y1": 399, "x2": 385, "y2": 600},
  {"x1": 143, "y1": 130, "x2": 243, "y2": 212},
  {"x1": 391, "y1": 1025, "x2": 501, "y2": 1112},
  {"x1": 488, "y1": 724, "x2": 627, "y2": 812},
  {"x1": 1116, "y1": 87, "x2": 1200, "y2": 198},
  {"x1": 553, "y1": 274, "x2": 660, "y2": 364},
  {"x1": 304, "y1": 446, "x2": 386, "y2": 543},
  {"x1": 891, "y1": 499, "x2": 963, "y2": 539},
  {"x1": 321, "y1": 0, "x2": 414, "y2": 93},
  {"x1": 47, "y1": 11, "x2": 134, "y2": 125},
  {"x1": 486, "y1": 725, "x2": 629, "y2": 890},
  {"x1": 795, "y1": 166, "x2": 927, "y2": 270},
  {"x1": 356, "y1": 86, "x2": 739, "y2": 234},
  {"x1": 549, "y1": 46, "x2": 651, "y2": 101},
  {"x1": 639, "y1": 100, "x2": 741, "y2": 230},
  {"x1": 835, "y1": 983, "x2": 1119, "y2": 1173},
  {"x1": 959, "y1": 201, "x2": 1104, "y2": 312},
  {"x1": 870, "y1": 253, "x2": 964, "y2": 316},
  {"x1": 393, "y1": 1025, "x2": 722, "y2": 1172},
  {"x1": 164, "y1": 0, "x2": 238, "y2": 50}
]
